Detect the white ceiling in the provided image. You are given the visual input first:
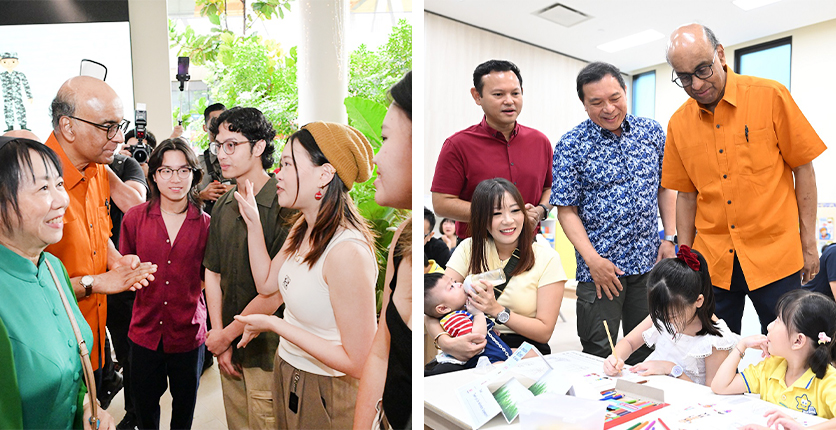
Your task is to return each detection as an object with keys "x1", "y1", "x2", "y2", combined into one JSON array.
[{"x1": 424, "y1": 0, "x2": 836, "y2": 74}]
